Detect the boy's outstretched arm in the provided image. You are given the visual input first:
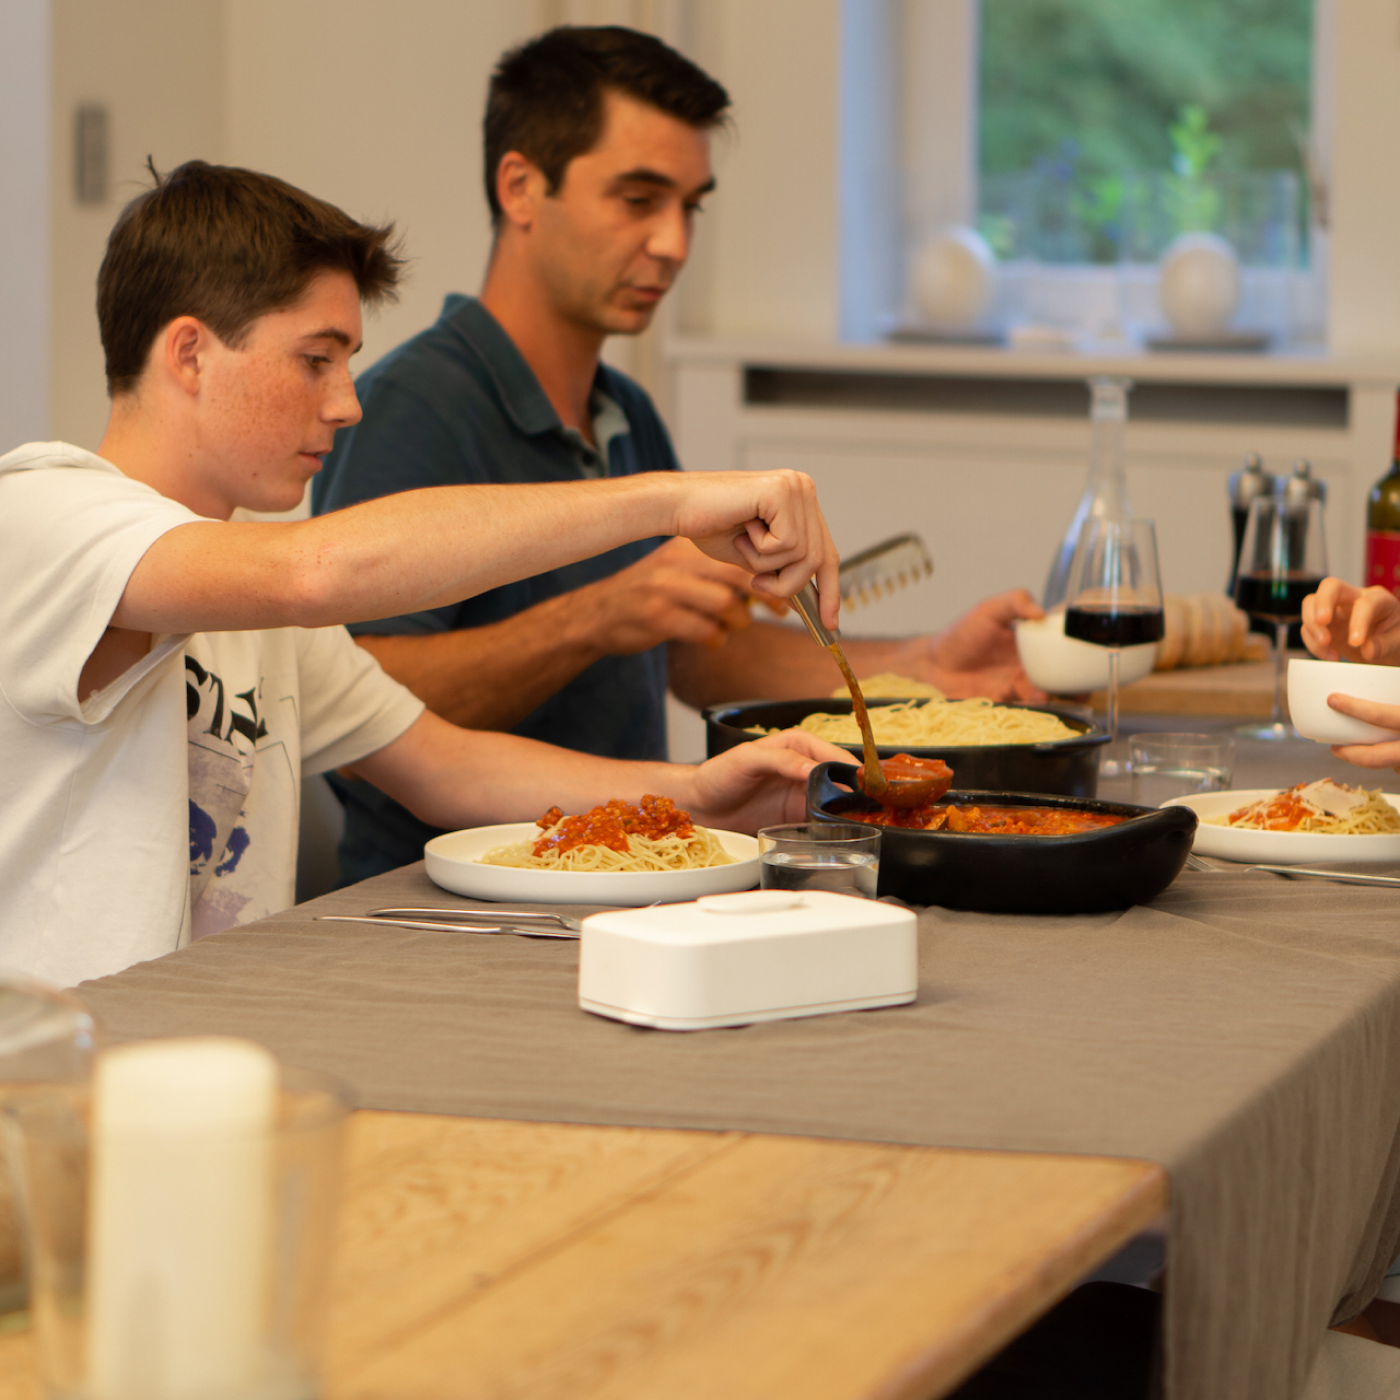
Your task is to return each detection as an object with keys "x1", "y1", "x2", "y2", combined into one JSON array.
[
  {"x1": 347, "y1": 712, "x2": 852, "y2": 837},
  {"x1": 110, "y1": 469, "x2": 840, "y2": 636}
]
